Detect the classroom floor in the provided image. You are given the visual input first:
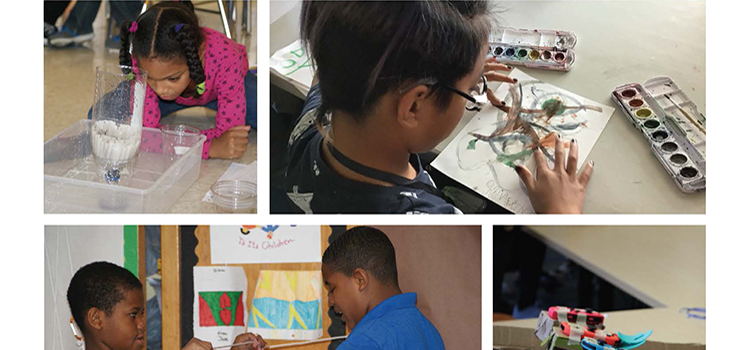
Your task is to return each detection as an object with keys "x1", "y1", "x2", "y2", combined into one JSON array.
[{"x1": 44, "y1": 1, "x2": 257, "y2": 141}]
